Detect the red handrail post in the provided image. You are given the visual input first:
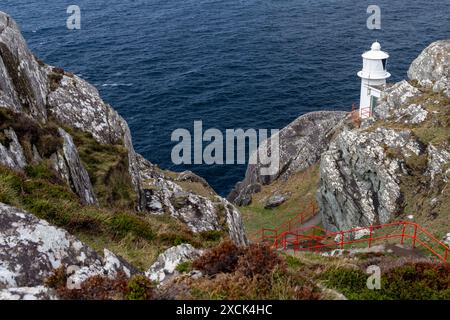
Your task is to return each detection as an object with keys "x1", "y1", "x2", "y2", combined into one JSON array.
[
  {"x1": 340, "y1": 232, "x2": 344, "y2": 249},
  {"x1": 445, "y1": 249, "x2": 448, "y2": 262},
  {"x1": 401, "y1": 223, "x2": 406, "y2": 245},
  {"x1": 412, "y1": 224, "x2": 418, "y2": 248},
  {"x1": 368, "y1": 226, "x2": 373, "y2": 248}
]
